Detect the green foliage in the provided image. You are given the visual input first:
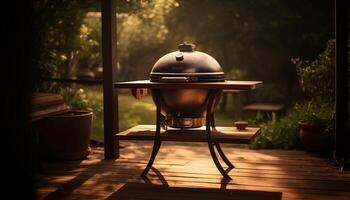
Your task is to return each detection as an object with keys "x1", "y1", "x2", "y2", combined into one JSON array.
[
  {"x1": 35, "y1": 0, "x2": 87, "y2": 77},
  {"x1": 37, "y1": 83, "x2": 103, "y2": 124},
  {"x1": 38, "y1": 82, "x2": 92, "y2": 111},
  {"x1": 295, "y1": 101, "x2": 335, "y2": 131},
  {"x1": 293, "y1": 39, "x2": 335, "y2": 130},
  {"x1": 78, "y1": 15, "x2": 102, "y2": 69},
  {"x1": 292, "y1": 39, "x2": 335, "y2": 102},
  {"x1": 250, "y1": 109, "x2": 303, "y2": 149},
  {"x1": 251, "y1": 99, "x2": 335, "y2": 149},
  {"x1": 117, "y1": 0, "x2": 179, "y2": 80},
  {"x1": 118, "y1": 94, "x2": 156, "y2": 132},
  {"x1": 35, "y1": 1, "x2": 104, "y2": 79}
]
